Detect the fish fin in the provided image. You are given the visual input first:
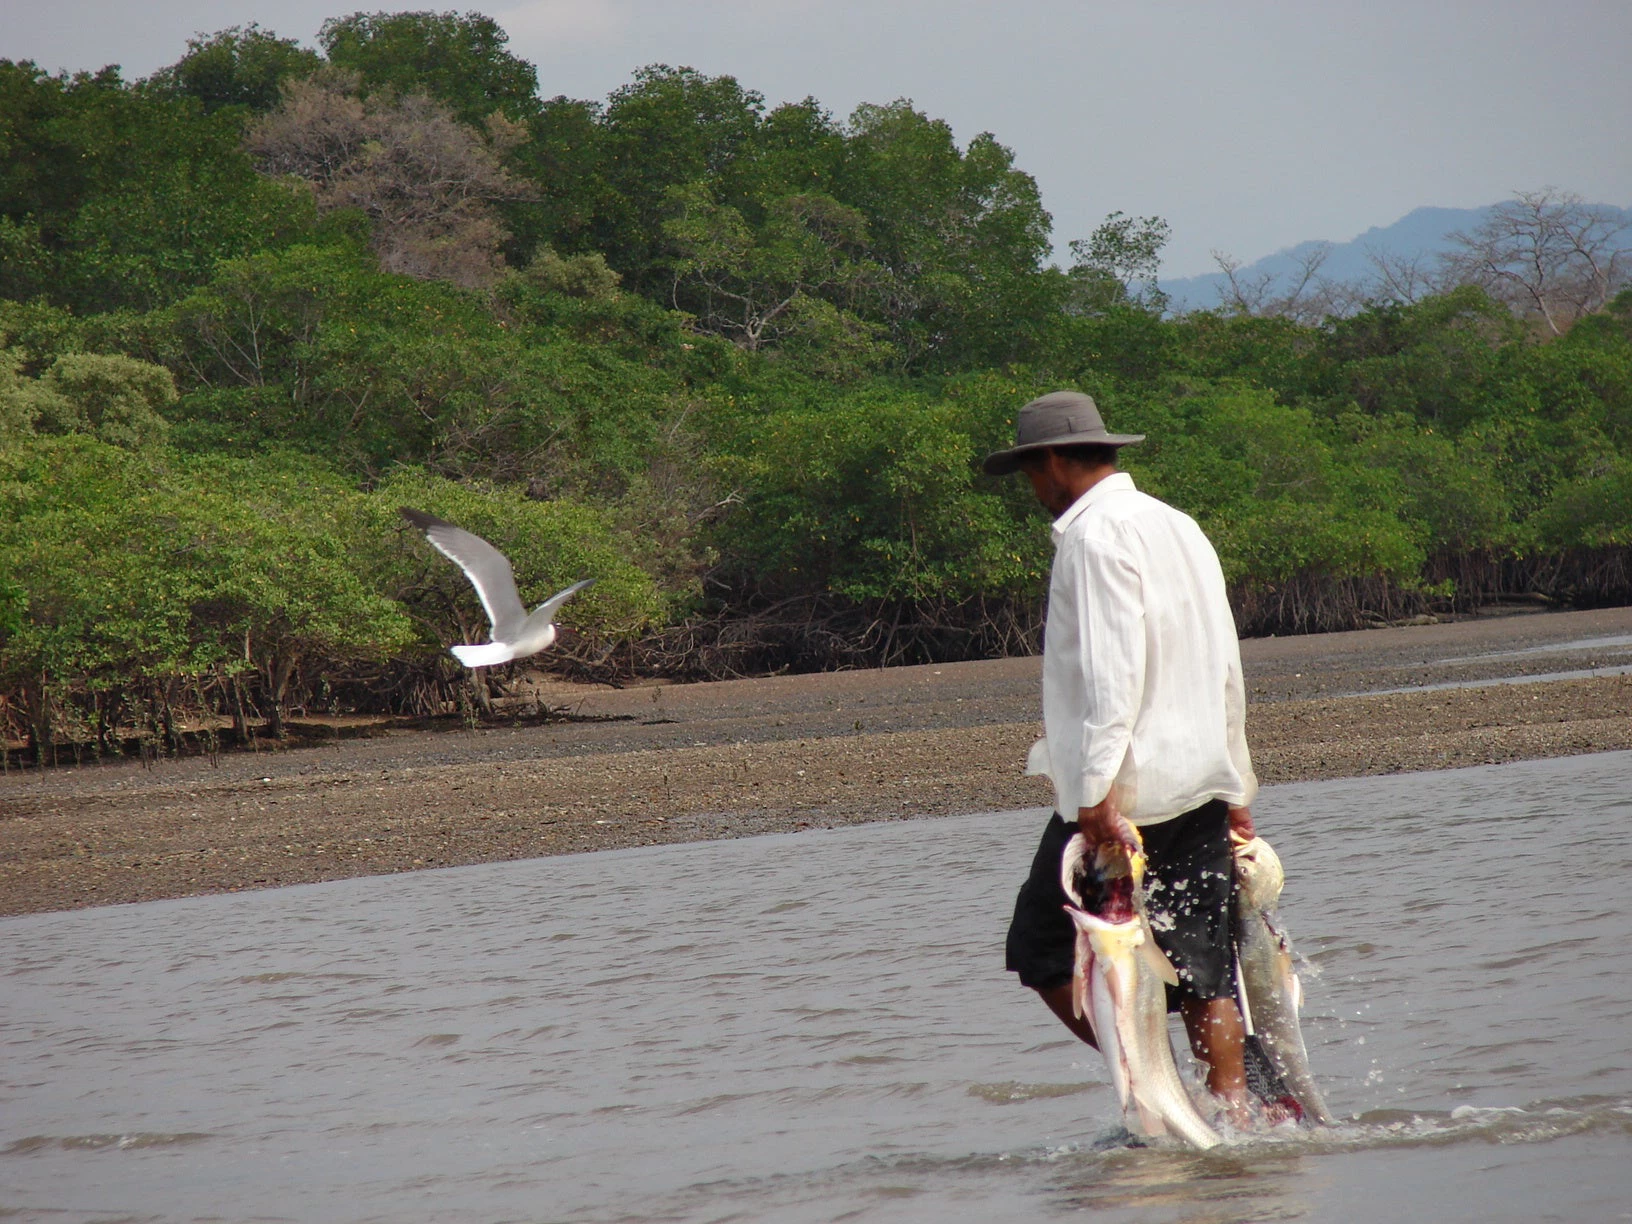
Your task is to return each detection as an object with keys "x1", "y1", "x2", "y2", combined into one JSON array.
[
  {"x1": 1131, "y1": 1097, "x2": 1167, "y2": 1138},
  {"x1": 1291, "y1": 971, "x2": 1304, "y2": 1013},
  {"x1": 1138, "y1": 923, "x2": 1180, "y2": 987}
]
